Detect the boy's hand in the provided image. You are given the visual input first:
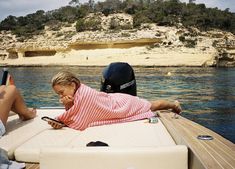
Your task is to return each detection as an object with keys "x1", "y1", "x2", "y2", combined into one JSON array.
[
  {"x1": 48, "y1": 121, "x2": 64, "y2": 129},
  {"x1": 60, "y1": 95, "x2": 74, "y2": 110}
]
